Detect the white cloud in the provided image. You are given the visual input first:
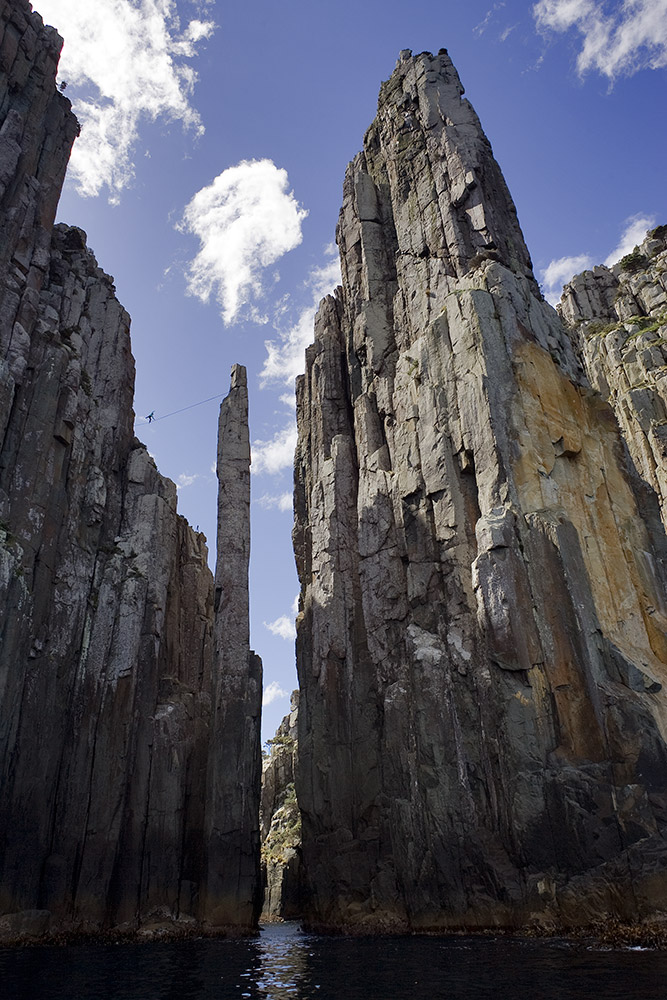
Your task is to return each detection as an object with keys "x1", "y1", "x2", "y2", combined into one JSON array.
[
  {"x1": 179, "y1": 160, "x2": 308, "y2": 324},
  {"x1": 603, "y1": 213, "x2": 656, "y2": 266},
  {"x1": 539, "y1": 214, "x2": 656, "y2": 303},
  {"x1": 39, "y1": 0, "x2": 214, "y2": 201},
  {"x1": 474, "y1": 2, "x2": 507, "y2": 36},
  {"x1": 264, "y1": 616, "x2": 296, "y2": 641},
  {"x1": 534, "y1": 0, "x2": 667, "y2": 79},
  {"x1": 280, "y1": 393, "x2": 296, "y2": 410},
  {"x1": 264, "y1": 596, "x2": 298, "y2": 641},
  {"x1": 252, "y1": 421, "x2": 298, "y2": 476},
  {"x1": 260, "y1": 250, "x2": 341, "y2": 386},
  {"x1": 256, "y1": 492, "x2": 293, "y2": 512},
  {"x1": 500, "y1": 24, "x2": 517, "y2": 42},
  {"x1": 262, "y1": 680, "x2": 289, "y2": 707},
  {"x1": 176, "y1": 472, "x2": 200, "y2": 490},
  {"x1": 540, "y1": 252, "x2": 594, "y2": 303}
]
